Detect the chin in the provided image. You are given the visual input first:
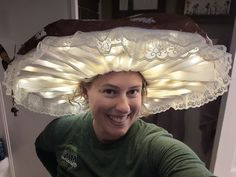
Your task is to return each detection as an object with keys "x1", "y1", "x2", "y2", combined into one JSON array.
[{"x1": 108, "y1": 128, "x2": 129, "y2": 140}]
